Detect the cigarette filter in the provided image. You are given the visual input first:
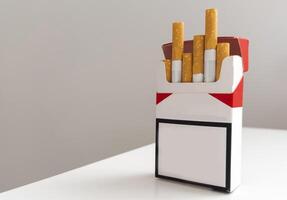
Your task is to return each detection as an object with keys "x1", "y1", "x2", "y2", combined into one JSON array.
[
  {"x1": 182, "y1": 53, "x2": 192, "y2": 82},
  {"x1": 172, "y1": 22, "x2": 184, "y2": 83},
  {"x1": 172, "y1": 22, "x2": 184, "y2": 60},
  {"x1": 193, "y1": 35, "x2": 204, "y2": 82},
  {"x1": 163, "y1": 59, "x2": 172, "y2": 82},
  {"x1": 216, "y1": 43, "x2": 230, "y2": 81},
  {"x1": 205, "y1": 9, "x2": 218, "y2": 50},
  {"x1": 204, "y1": 9, "x2": 218, "y2": 82}
]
